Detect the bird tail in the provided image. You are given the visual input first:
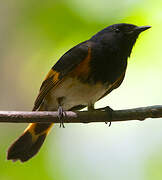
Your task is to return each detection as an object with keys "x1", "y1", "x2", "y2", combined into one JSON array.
[{"x1": 7, "y1": 122, "x2": 53, "y2": 162}]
